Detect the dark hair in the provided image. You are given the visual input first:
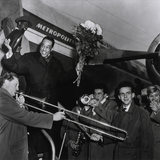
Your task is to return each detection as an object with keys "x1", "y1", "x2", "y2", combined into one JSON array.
[
  {"x1": 0, "y1": 72, "x2": 18, "y2": 87},
  {"x1": 93, "y1": 83, "x2": 108, "y2": 94},
  {"x1": 117, "y1": 81, "x2": 134, "y2": 94},
  {"x1": 41, "y1": 36, "x2": 55, "y2": 47},
  {"x1": 147, "y1": 85, "x2": 160, "y2": 96}
]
